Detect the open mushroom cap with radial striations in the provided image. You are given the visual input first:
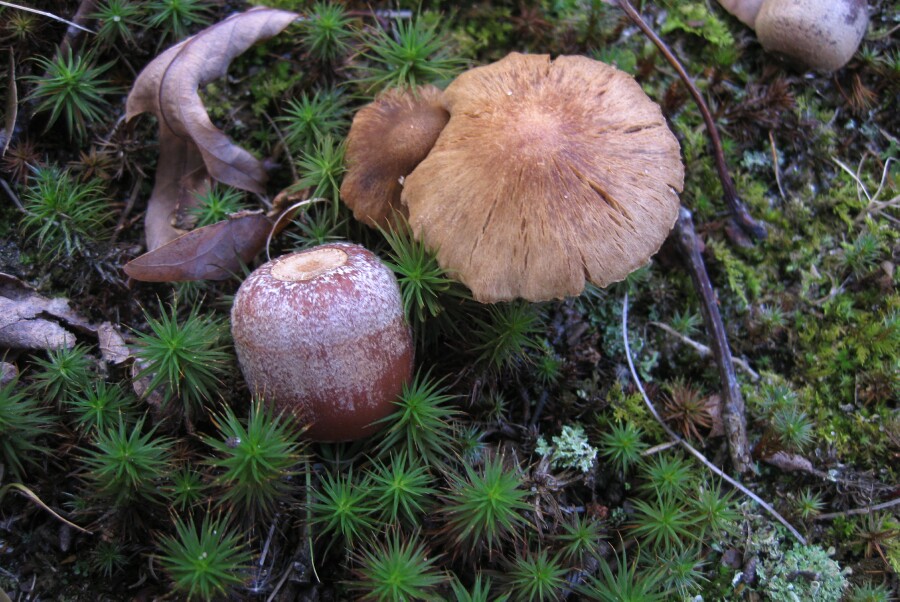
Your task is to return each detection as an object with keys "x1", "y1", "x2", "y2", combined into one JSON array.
[
  {"x1": 340, "y1": 85, "x2": 449, "y2": 229},
  {"x1": 401, "y1": 52, "x2": 684, "y2": 303}
]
